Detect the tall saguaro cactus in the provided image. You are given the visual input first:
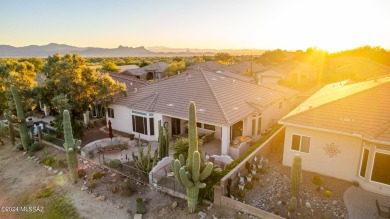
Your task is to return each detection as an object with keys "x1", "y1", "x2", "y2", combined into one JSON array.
[
  {"x1": 10, "y1": 85, "x2": 30, "y2": 150},
  {"x1": 172, "y1": 101, "x2": 213, "y2": 213},
  {"x1": 291, "y1": 154, "x2": 302, "y2": 200},
  {"x1": 158, "y1": 120, "x2": 170, "y2": 159},
  {"x1": 63, "y1": 110, "x2": 81, "y2": 184}
]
